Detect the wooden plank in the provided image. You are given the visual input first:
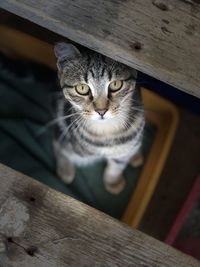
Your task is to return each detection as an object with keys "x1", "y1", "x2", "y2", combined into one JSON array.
[
  {"x1": 0, "y1": 164, "x2": 199, "y2": 266},
  {"x1": 0, "y1": 0, "x2": 200, "y2": 98}
]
